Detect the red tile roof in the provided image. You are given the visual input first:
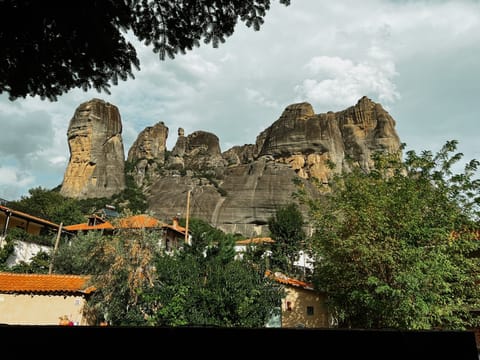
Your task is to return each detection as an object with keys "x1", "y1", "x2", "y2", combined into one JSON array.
[
  {"x1": 118, "y1": 214, "x2": 162, "y2": 229},
  {"x1": 0, "y1": 272, "x2": 95, "y2": 294},
  {"x1": 64, "y1": 222, "x2": 114, "y2": 231},
  {"x1": 265, "y1": 270, "x2": 314, "y2": 290},
  {"x1": 236, "y1": 237, "x2": 275, "y2": 245},
  {"x1": 65, "y1": 214, "x2": 163, "y2": 231},
  {"x1": 162, "y1": 223, "x2": 186, "y2": 235}
]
